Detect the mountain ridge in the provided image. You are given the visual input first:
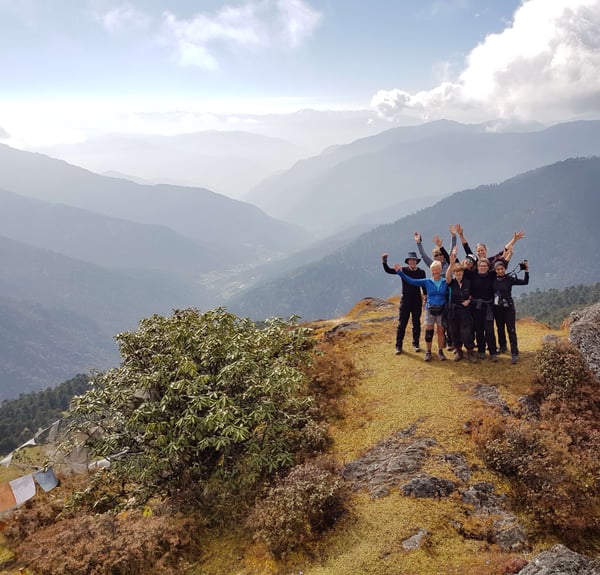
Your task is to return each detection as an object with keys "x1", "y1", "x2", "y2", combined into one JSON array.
[
  {"x1": 227, "y1": 156, "x2": 600, "y2": 321},
  {"x1": 247, "y1": 119, "x2": 600, "y2": 234}
]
